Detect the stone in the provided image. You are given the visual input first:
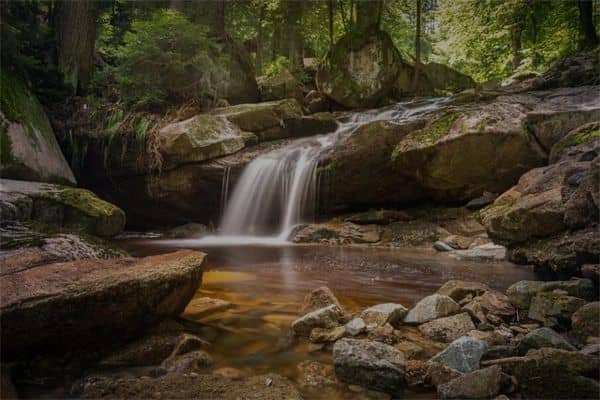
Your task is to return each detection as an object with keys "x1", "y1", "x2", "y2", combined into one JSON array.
[
  {"x1": 160, "y1": 350, "x2": 213, "y2": 373},
  {"x1": 346, "y1": 318, "x2": 367, "y2": 336},
  {"x1": 434, "y1": 241, "x2": 454, "y2": 252},
  {"x1": 0, "y1": 71, "x2": 76, "y2": 185},
  {"x1": 572, "y1": 302, "x2": 600, "y2": 341},
  {"x1": 517, "y1": 327, "x2": 576, "y2": 354},
  {"x1": 540, "y1": 279, "x2": 595, "y2": 301},
  {"x1": 506, "y1": 280, "x2": 545, "y2": 309},
  {"x1": 170, "y1": 333, "x2": 207, "y2": 357},
  {"x1": 164, "y1": 223, "x2": 209, "y2": 239},
  {"x1": 257, "y1": 69, "x2": 303, "y2": 102},
  {"x1": 76, "y1": 373, "x2": 302, "y2": 399},
  {"x1": 429, "y1": 336, "x2": 487, "y2": 373},
  {"x1": 526, "y1": 348, "x2": 600, "y2": 377},
  {"x1": 404, "y1": 294, "x2": 461, "y2": 324},
  {"x1": 528, "y1": 291, "x2": 586, "y2": 328},
  {"x1": 437, "y1": 365, "x2": 503, "y2": 399},
  {"x1": 183, "y1": 297, "x2": 233, "y2": 319},
  {"x1": 300, "y1": 286, "x2": 343, "y2": 315},
  {"x1": 437, "y1": 280, "x2": 490, "y2": 302},
  {"x1": 367, "y1": 323, "x2": 397, "y2": 345},
  {"x1": 440, "y1": 234, "x2": 478, "y2": 250},
  {"x1": 394, "y1": 341, "x2": 424, "y2": 359},
  {"x1": 332, "y1": 338, "x2": 405, "y2": 394},
  {"x1": 483, "y1": 345, "x2": 518, "y2": 360},
  {"x1": 418, "y1": 313, "x2": 476, "y2": 343},
  {"x1": 462, "y1": 290, "x2": 515, "y2": 324},
  {"x1": 427, "y1": 362, "x2": 464, "y2": 387},
  {"x1": 290, "y1": 222, "x2": 383, "y2": 244},
  {"x1": 100, "y1": 335, "x2": 180, "y2": 367},
  {"x1": 361, "y1": 303, "x2": 409, "y2": 326},
  {"x1": 422, "y1": 62, "x2": 475, "y2": 93},
  {"x1": 581, "y1": 264, "x2": 600, "y2": 283},
  {"x1": 303, "y1": 90, "x2": 329, "y2": 114},
  {"x1": 467, "y1": 330, "x2": 508, "y2": 346},
  {"x1": 309, "y1": 325, "x2": 347, "y2": 343},
  {"x1": 297, "y1": 360, "x2": 337, "y2": 387},
  {"x1": 450, "y1": 243, "x2": 507, "y2": 261},
  {"x1": 1, "y1": 250, "x2": 205, "y2": 359},
  {"x1": 291, "y1": 304, "x2": 344, "y2": 336},
  {"x1": 218, "y1": 37, "x2": 260, "y2": 104}
]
